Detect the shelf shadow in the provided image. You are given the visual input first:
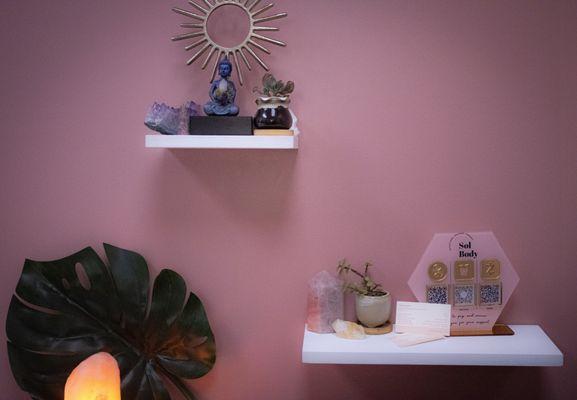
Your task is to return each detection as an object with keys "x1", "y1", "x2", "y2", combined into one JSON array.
[
  {"x1": 151, "y1": 148, "x2": 298, "y2": 229},
  {"x1": 304, "y1": 364, "x2": 545, "y2": 399}
]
